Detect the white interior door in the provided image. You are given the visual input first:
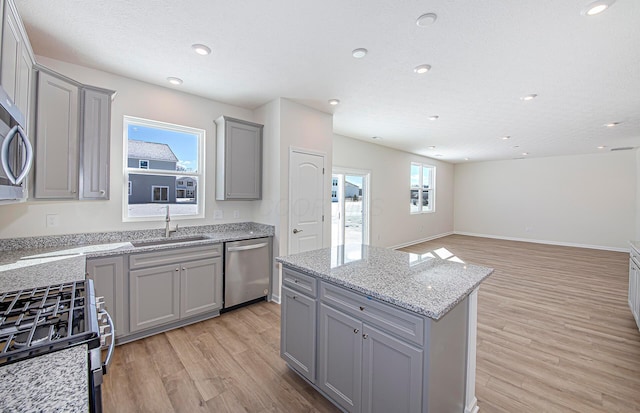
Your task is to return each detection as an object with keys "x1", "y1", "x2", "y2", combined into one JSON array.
[{"x1": 289, "y1": 149, "x2": 325, "y2": 254}]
